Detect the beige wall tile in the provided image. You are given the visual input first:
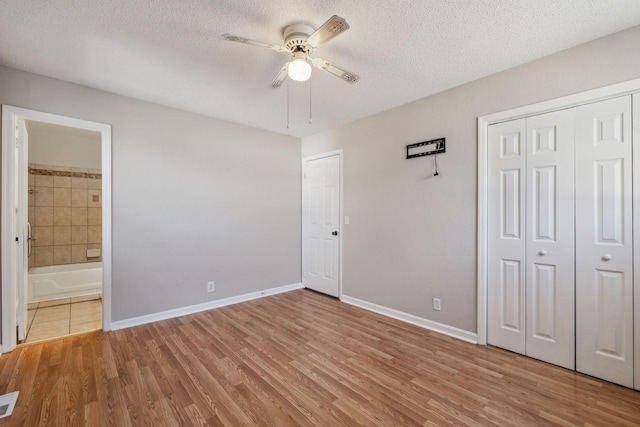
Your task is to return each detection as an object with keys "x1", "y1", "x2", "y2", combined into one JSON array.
[
  {"x1": 87, "y1": 178, "x2": 102, "y2": 190},
  {"x1": 35, "y1": 174, "x2": 53, "y2": 187},
  {"x1": 87, "y1": 189, "x2": 101, "y2": 208},
  {"x1": 28, "y1": 193, "x2": 35, "y2": 207},
  {"x1": 33, "y1": 226, "x2": 53, "y2": 247},
  {"x1": 72, "y1": 168, "x2": 88, "y2": 173},
  {"x1": 54, "y1": 166, "x2": 72, "y2": 172},
  {"x1": 87, "y1": 208, "x2": 101, "y2": 225},
  {"x1": 87, "y1": 226, "x2": 101, "y2": 244},
  {"x1": 29, "y1": 172, "x2": 35, "y2": 186},
  {"x1": 53, "y1": 226, "x2": 71, "y2": 245},
  {"x1": 53, "y1": 245, "x2": 71, "y2": 265},
  {"x1": 34, "y1": 246, "x2": 53, "y2": 267},
  {"x1": 35, "y1": 207, "x2": 53, "y2": 226},
  {"x1": 53, "y1": 175, "x2": 71, "y2": 188},
  {"x1": 71, "y1": 207, "x2": 88, "y2": 226},
  {"x1": 53, "y1": 207, "x2": 71, "y2": 226},
  {"x1": 71, "y1": 244, "x2": 88, "y2": 263},
  {"x1": 34, "y1": 186, "x2": 53, "y2": 206},
  {"x1": 71, "y1": 226, "x2": 87, "y2": 244},
  {"x1": 28, "y1": 209, "x2": 35, "y2": 225},
  {"x1": 53, "y1": 187, "x2": 71, "y2": 207},
  {"x1": 72, "y1": 176, "x2": 88, "y2": 189},
  {"x1": 71, "y1": 188, "x2": 88, "y2": 207}
]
